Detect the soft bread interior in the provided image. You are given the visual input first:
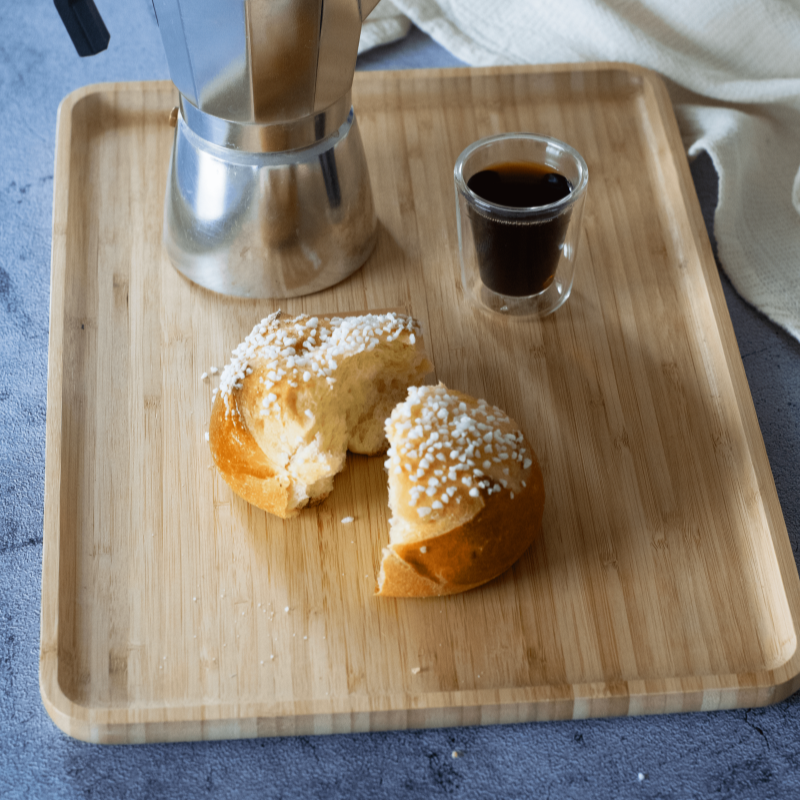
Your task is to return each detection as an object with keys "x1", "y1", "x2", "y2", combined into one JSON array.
[{"x1": 211, "y1": 311, "x2": 433, "y2": 517}]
